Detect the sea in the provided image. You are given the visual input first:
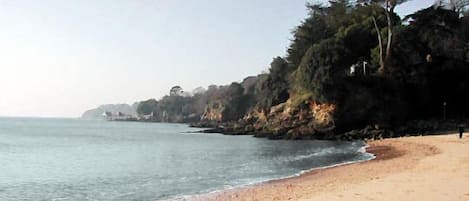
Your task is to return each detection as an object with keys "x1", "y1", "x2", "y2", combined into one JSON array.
[{"x1": 0, "y1": 117, "x2": 374, "y2": 201}]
